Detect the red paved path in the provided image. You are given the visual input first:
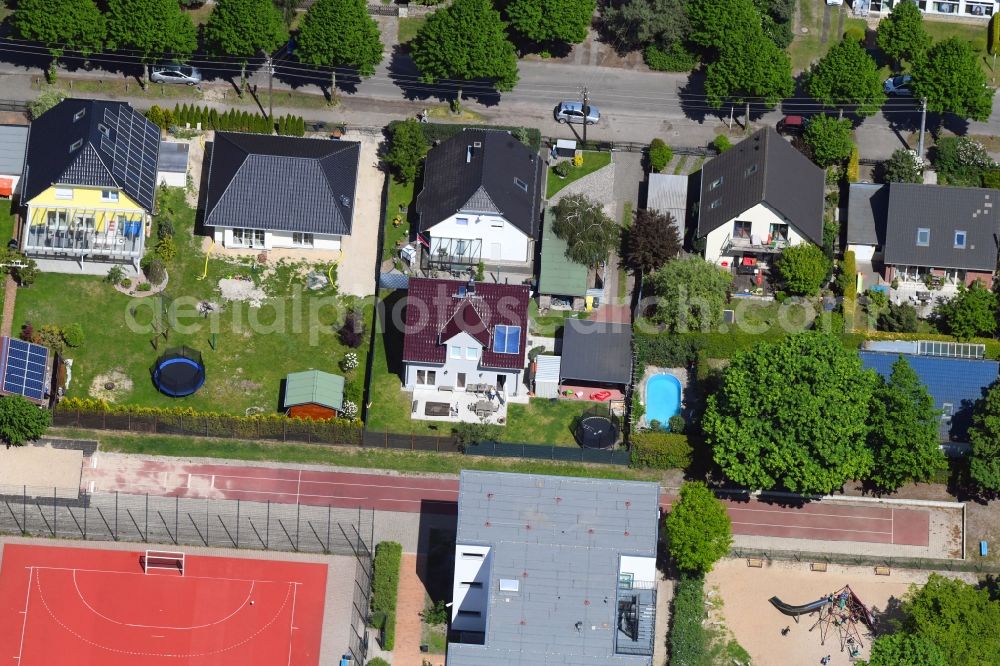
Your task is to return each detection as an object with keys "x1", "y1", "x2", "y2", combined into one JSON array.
[{"x1": 83, "y1": 457, "x2": 929, "y2": 546}]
